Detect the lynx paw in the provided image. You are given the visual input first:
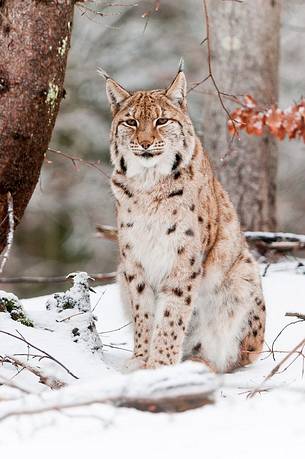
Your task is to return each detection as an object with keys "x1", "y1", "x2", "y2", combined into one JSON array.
[{"x1": 124, "y1": 356, "x2": 147, "y2": 373}]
